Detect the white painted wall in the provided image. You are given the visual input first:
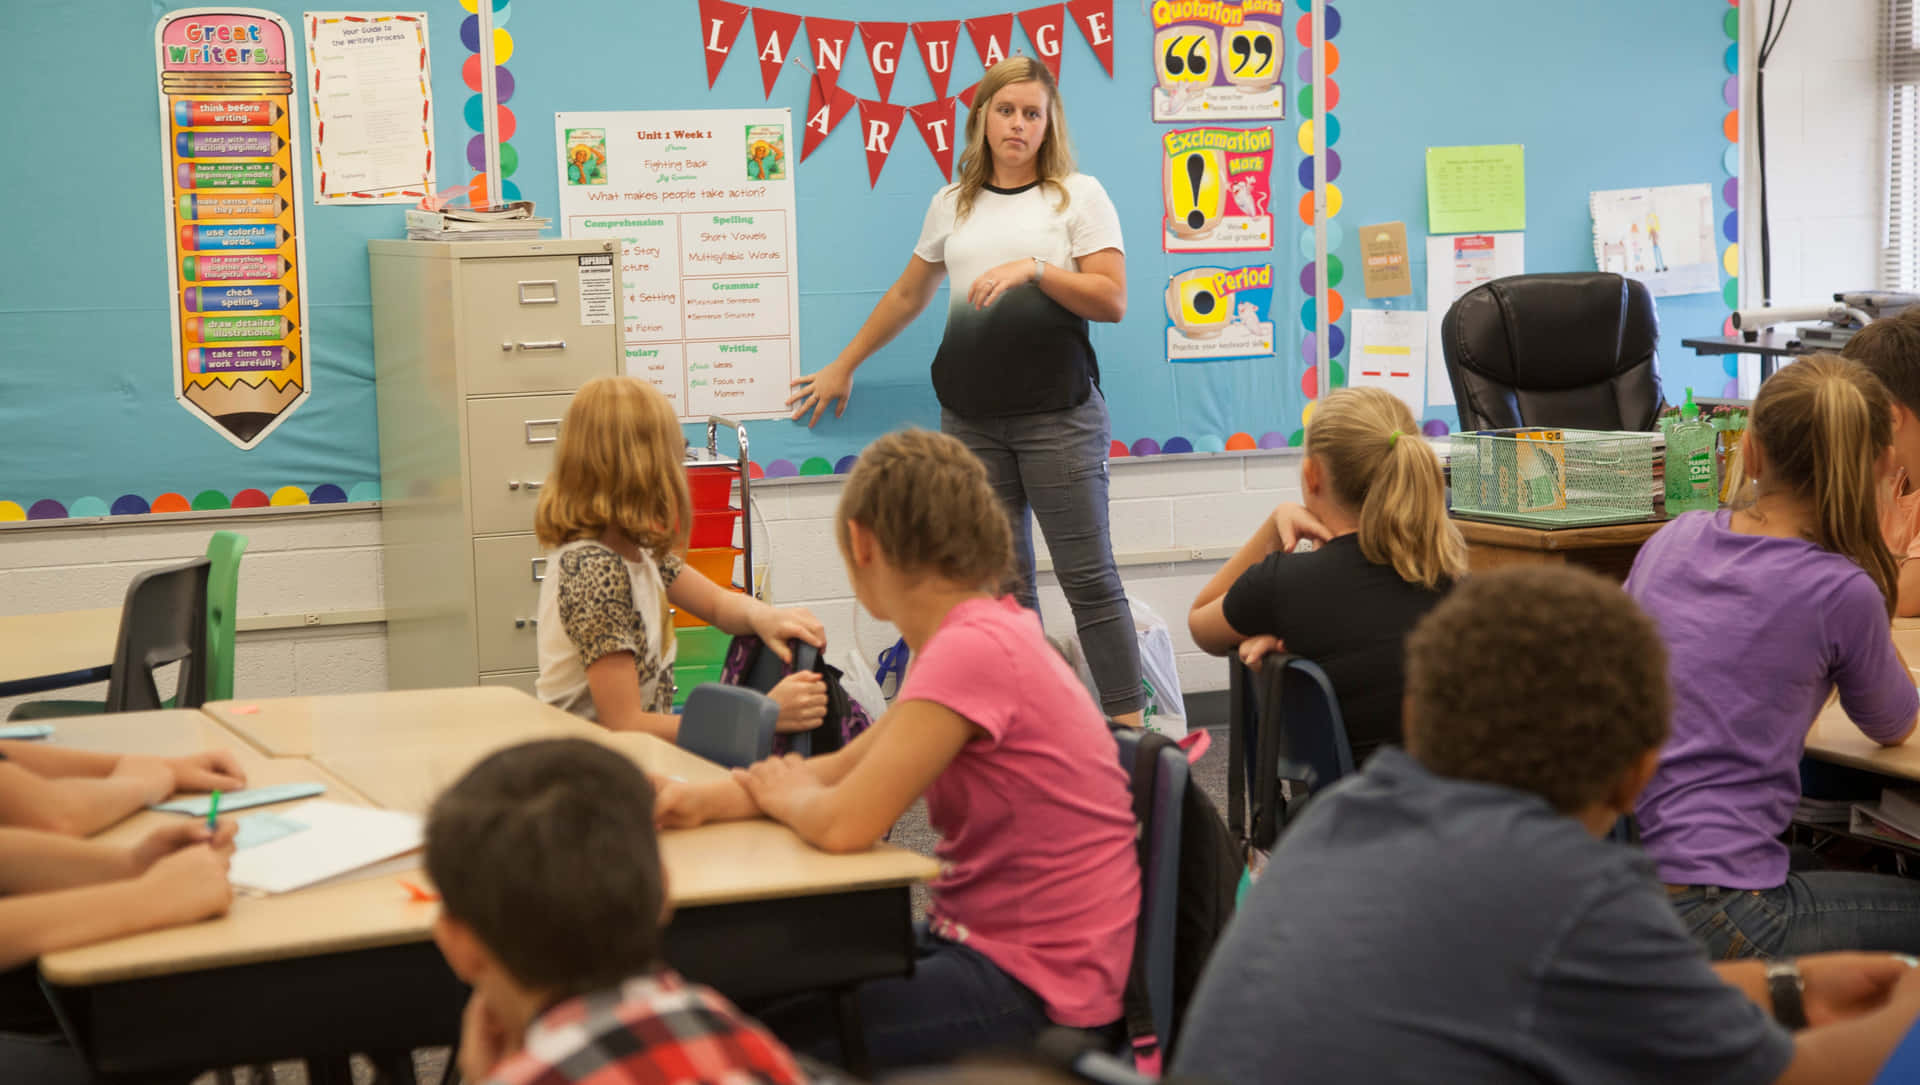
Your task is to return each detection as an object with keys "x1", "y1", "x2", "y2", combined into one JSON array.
[
  {"x1": 1740, "y1": 0, "x2": 1884, "y2": 314},
  {"x1": 0, "y1": 452, "x2": 1302, "y2": 717},
  {"x1": 0, "y1": 507, "x2": 390, "y2": 718}
]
